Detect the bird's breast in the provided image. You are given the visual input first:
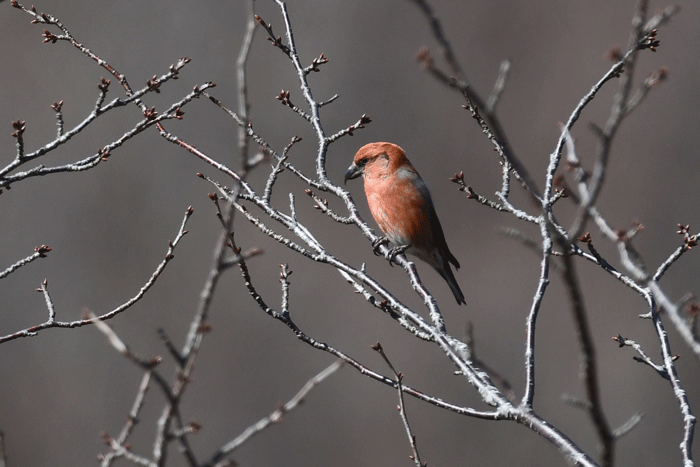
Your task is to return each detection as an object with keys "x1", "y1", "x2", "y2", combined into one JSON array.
[{"x1": 365, "y1": 174, "x2": 435, "y2": 251}]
